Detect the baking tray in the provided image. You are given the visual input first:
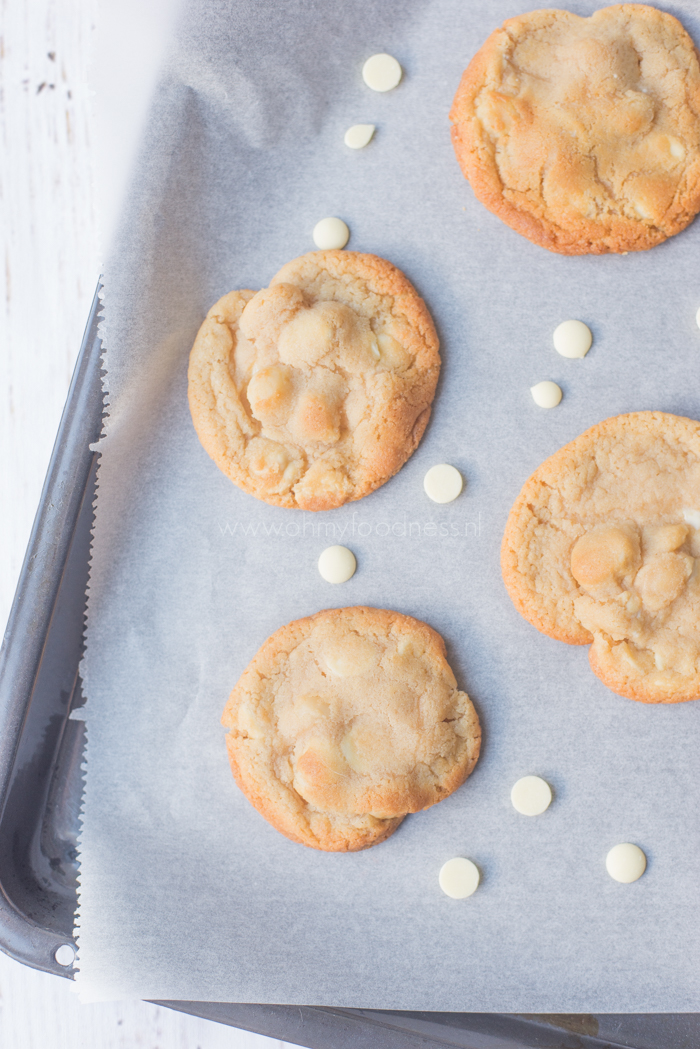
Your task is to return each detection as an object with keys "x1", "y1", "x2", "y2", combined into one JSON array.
[{"x1": 1, "y1": 286, "x2": 699, "y2": 1049}]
